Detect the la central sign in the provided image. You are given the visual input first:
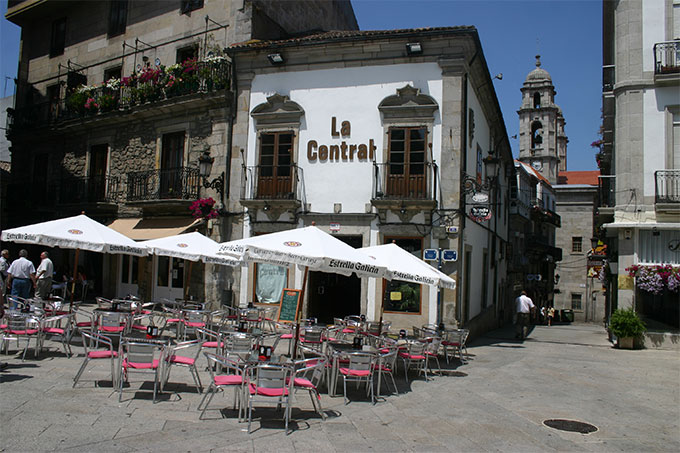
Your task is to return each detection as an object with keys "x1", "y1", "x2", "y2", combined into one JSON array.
[{"x1": 307, "y1": 117, "x2": 376, "y2": 162}]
